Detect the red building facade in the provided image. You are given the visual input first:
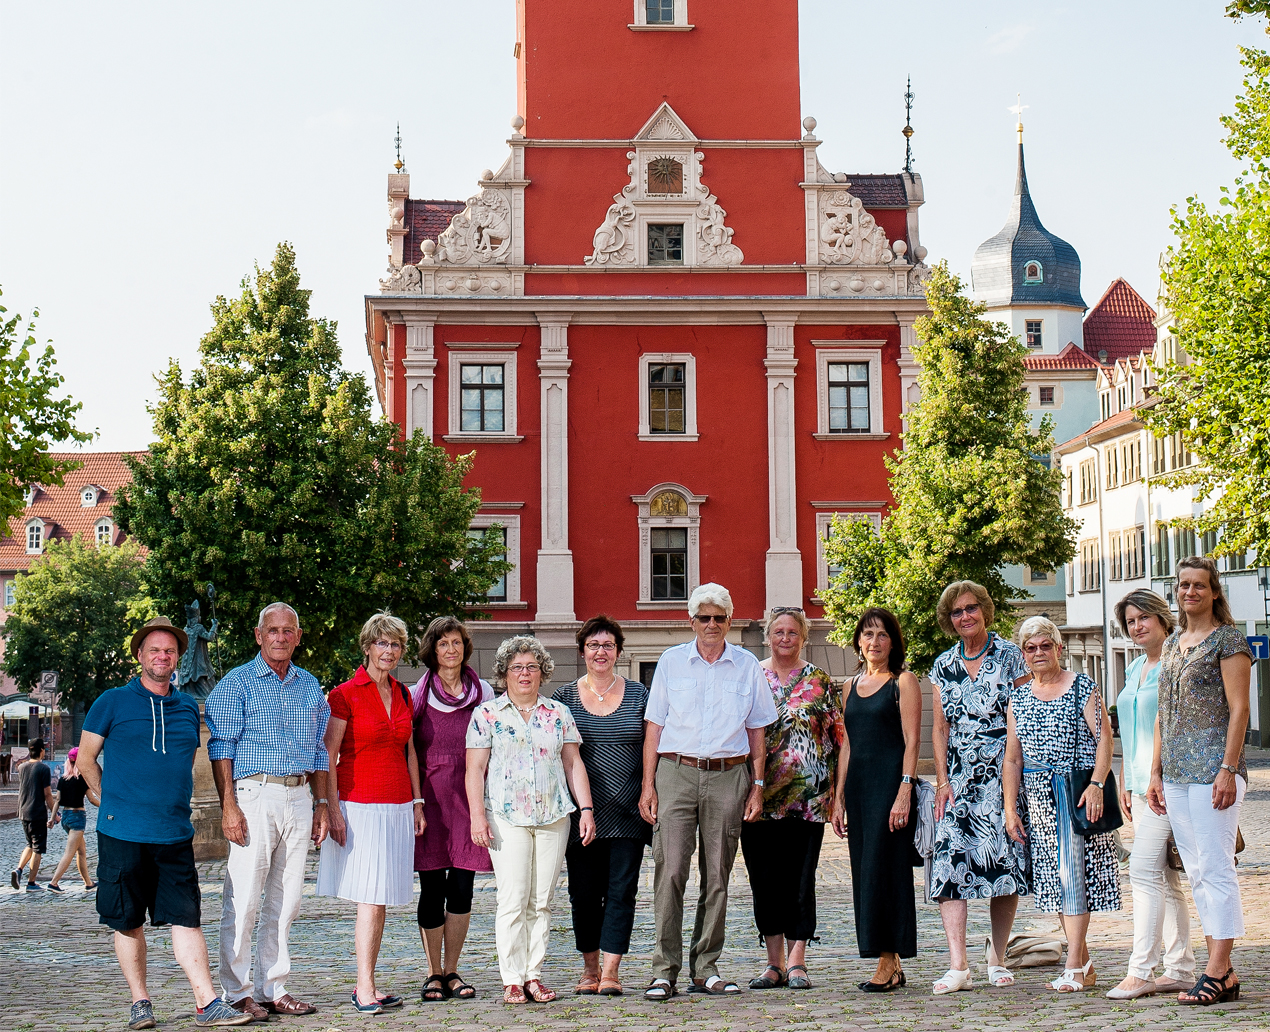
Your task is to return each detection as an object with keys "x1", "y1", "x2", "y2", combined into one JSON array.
[{"x1": 365, "y1": 0, "x2": 930, "y2": 681}]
